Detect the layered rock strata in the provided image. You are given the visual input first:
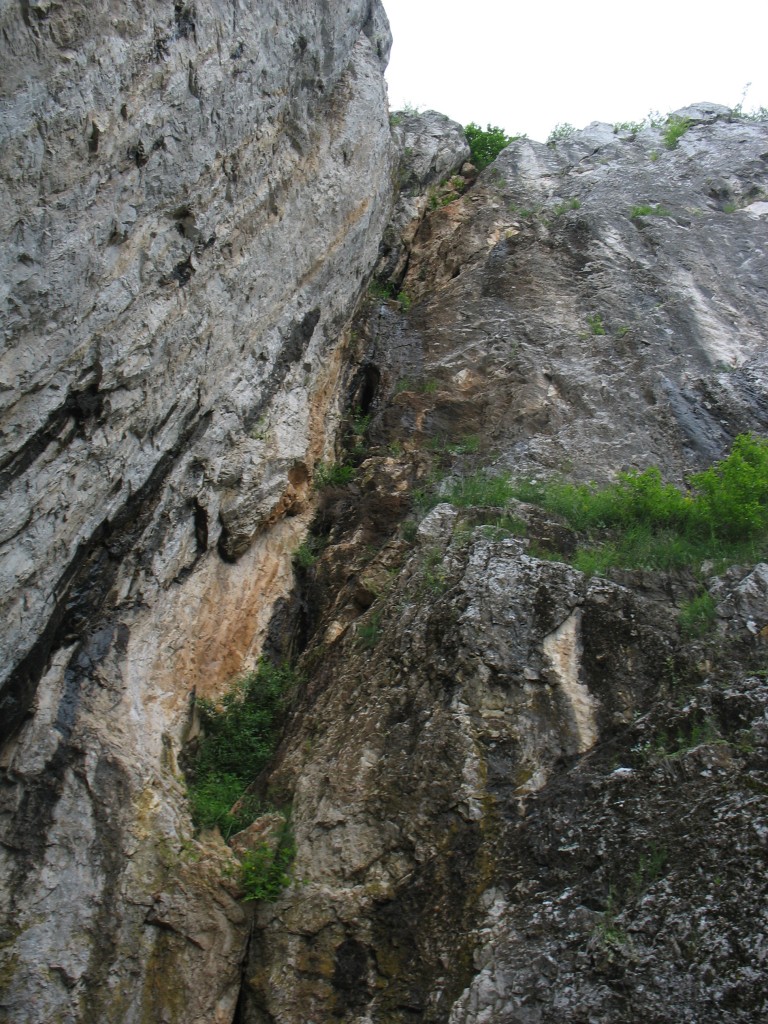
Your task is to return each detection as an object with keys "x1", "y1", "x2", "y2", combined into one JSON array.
[{"x1": 0, "y1": 2, "x2": 394, "y2": 1021}]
